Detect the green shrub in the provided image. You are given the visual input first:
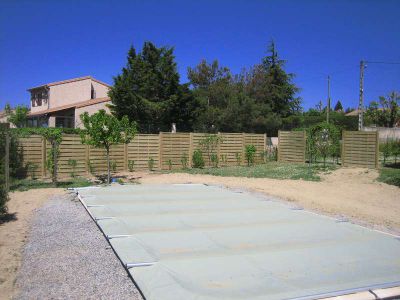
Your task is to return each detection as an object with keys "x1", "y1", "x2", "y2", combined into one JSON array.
[
  {"x1": 181, "y1": 154, "x2": 188, "y2": 169},
  {"x1": 26, "y1": 162, "x2": 38, "y2": 179},
  {"x1": 210, "y1": 153, "x2": 219, "y2": 168},
  {"x1": 192, "y1": 149, "x2": 205, "y2": 168},
  {"x1": 235, "y1": 152, "x2": 242, "y2": 166},
  {"x1": 167, "y1": 159, "x2": 173, "y2": 170},
  {"x1": 128, "y1": 160, "x2": 135, "y2": 172},
  {"x1": 245, "y1": 144, "x2": 257, "y2": 166},
  {"x1": 0, "y1": 181, "x2": 9, "y2": 216},
  {"x1": 220, "y1": 154, "x2": 228, "y2": 166},
  {"x1": 148, "y1": 158, "x2": 155, "y2": 171},
  {"x1": 87, "y1": 160, "x2": 95, "y2": 174},
  {"x1": 67, "y1": 159, "x2": 77, "y2": 177},
  {"x1": 199, "y1": 134, "x2": 223, "y2": 166},
  {"x1": 111, "y1": 160, "x2": 117, "y2": 172}
]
